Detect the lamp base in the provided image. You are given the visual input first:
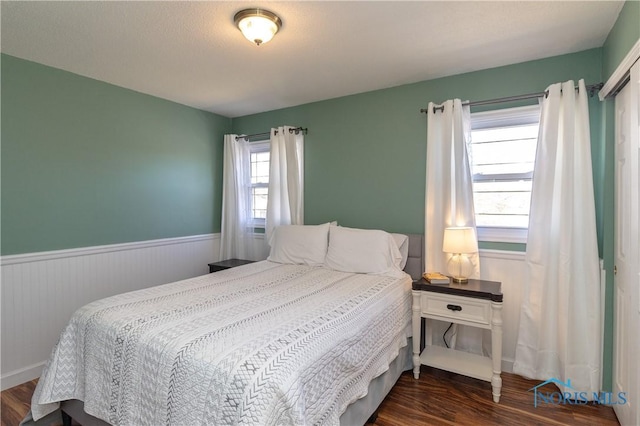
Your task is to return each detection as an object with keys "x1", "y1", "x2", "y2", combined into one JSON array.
[{"x1": 446, "y1": 254, "x2": 473, "y2": 283}]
